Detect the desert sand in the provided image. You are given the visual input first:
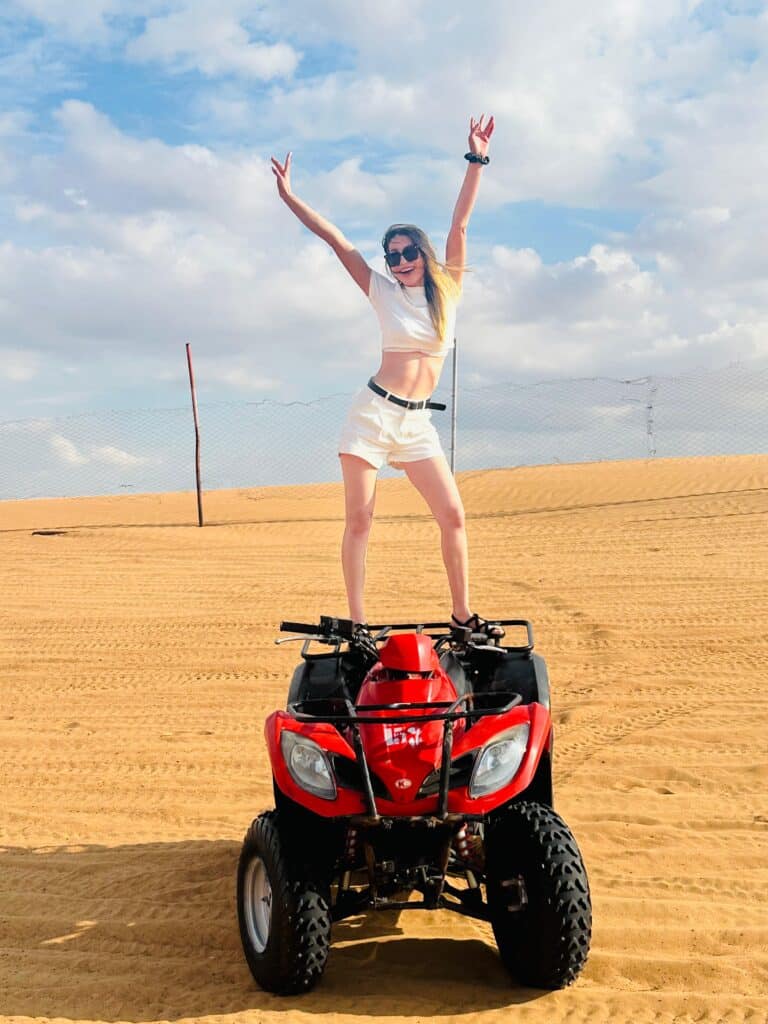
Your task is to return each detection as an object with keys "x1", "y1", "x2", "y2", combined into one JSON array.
[{"x1": 1, "y1": 453, "x2": 767, "y2": 1024}]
